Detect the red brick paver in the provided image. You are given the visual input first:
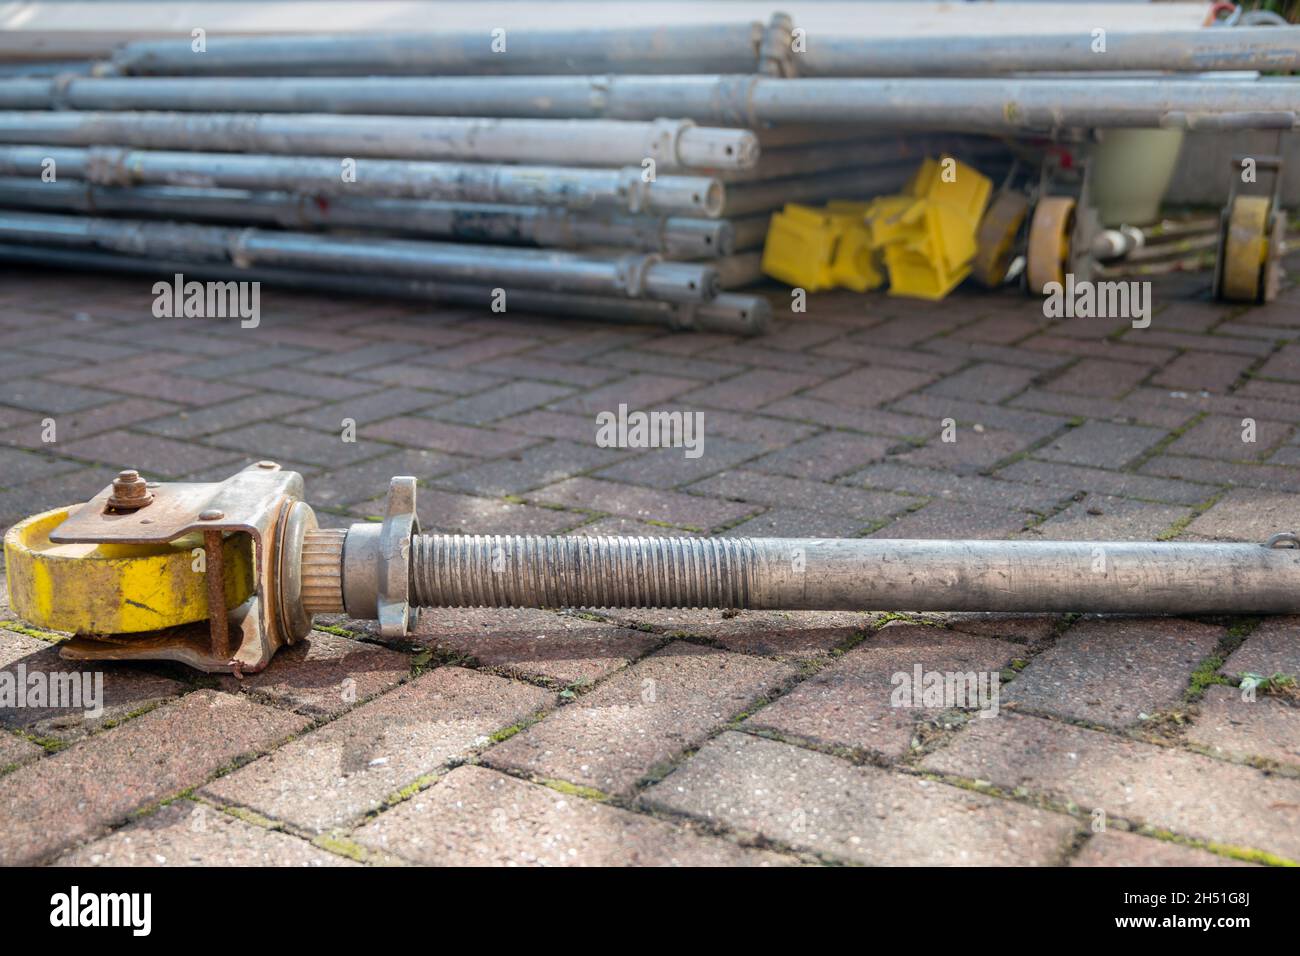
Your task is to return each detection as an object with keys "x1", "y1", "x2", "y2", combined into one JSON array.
[
  {"x1": 355, "y1": 765, "x2": 790, "y2": 866},
  {"x1": 922, "y1": 713, "x2": 1300, "y2": 862},
  {"x1": 200, "y1": 668, "x2": 551, "y2": 834},
  {"x1": 1001, "y1": 617, "x2": 1223, "y2": 728},
  {"x1": 485, "y1": 642, "x2": 795, "y2": 796},
  {"x1": 643, "y1": 731, "x2": 1077, "y2": 865},
  {"x1": 55, "y1": 799, "x2": 356, "y2": 867},
  {"x1": 411, "y1": 607, "x2": 659, "y2": 687},
  {"x1": 0, "y1": 691, "x2": 308, "y2": 865},
  {"x1": 0, "y1": 632, "x2": 185, "y2": 741},
  {"x1": 744, "y1": 622, "x2": 1019, "y2": 759},
  {"x1": 1187, "y1": 685, "x2": 1300, "y2": 769}
]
